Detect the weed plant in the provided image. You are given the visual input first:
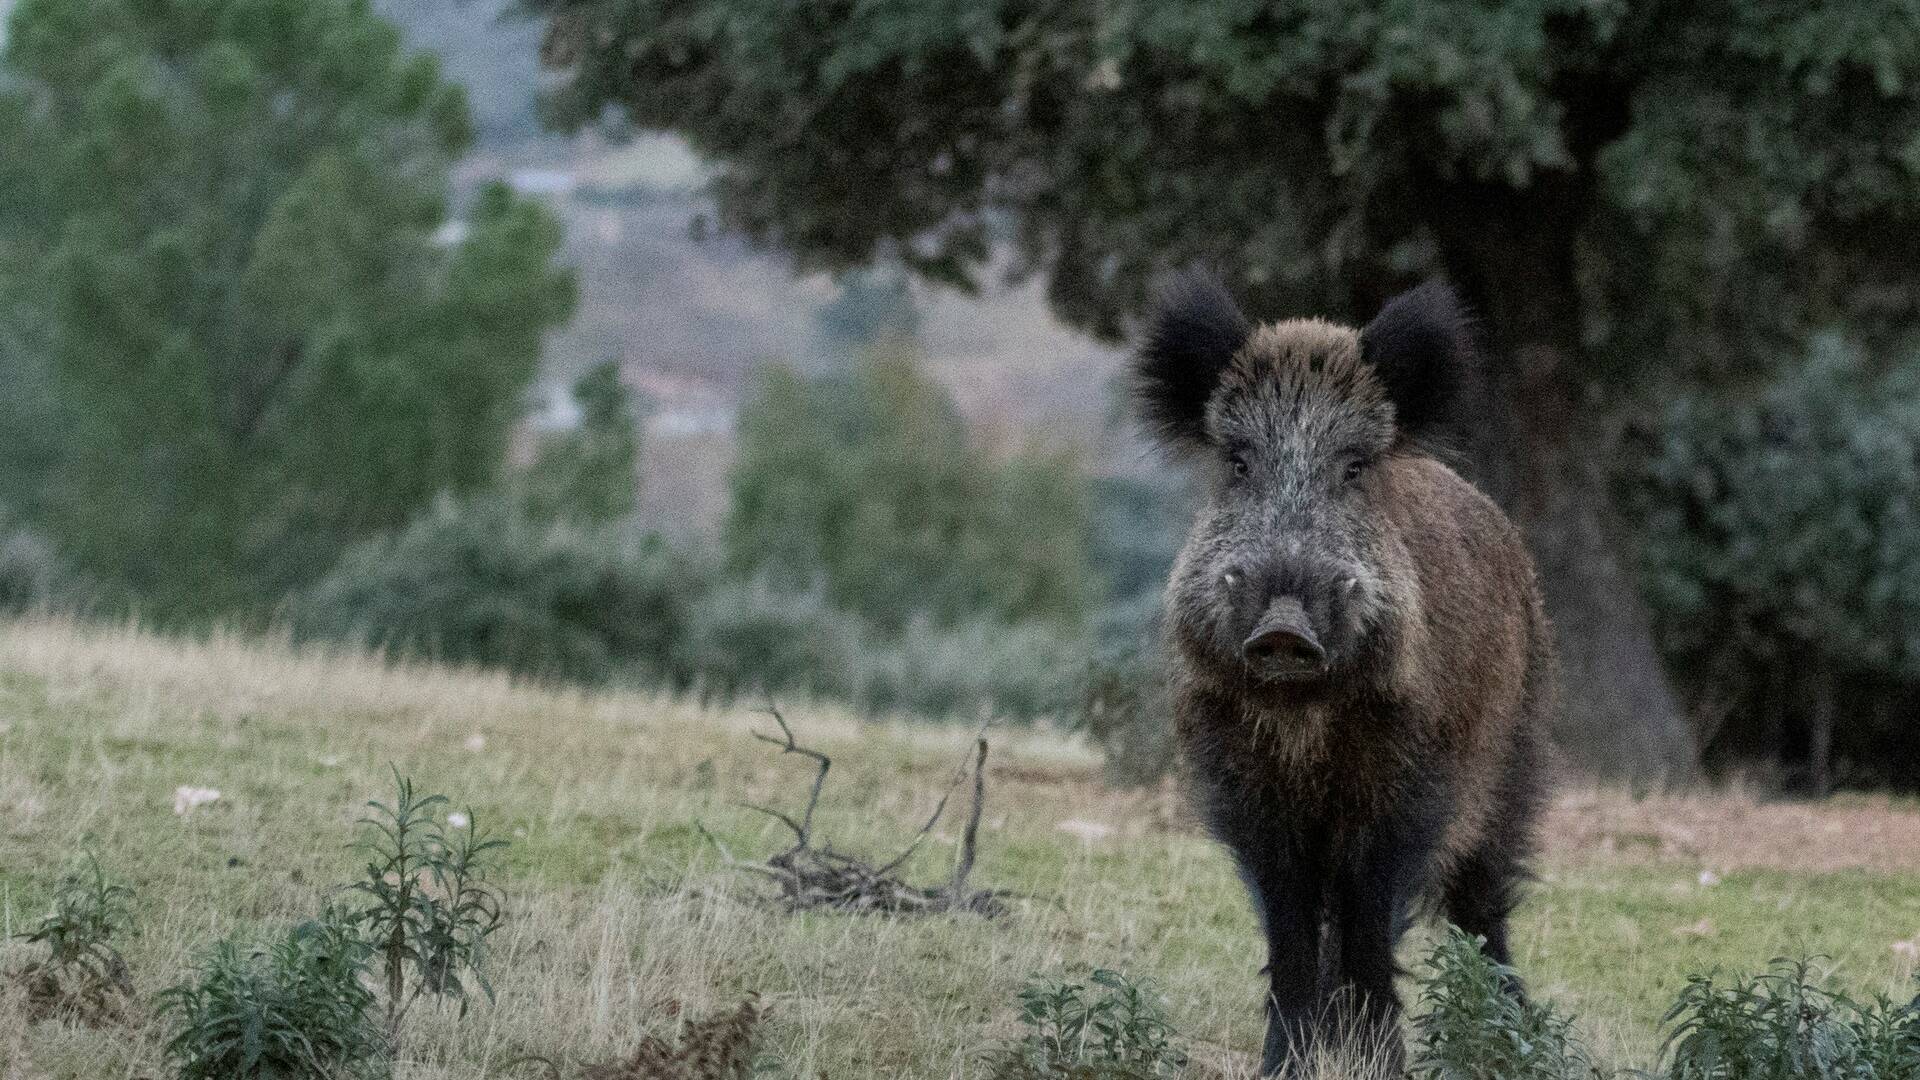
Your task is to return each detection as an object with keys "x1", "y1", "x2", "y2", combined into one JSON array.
[
  {"x1": 1410, "y1": 926, "x2": 1605, "y2": 1080},
  {"x1": 986, "y1": 968, "x2": 1188, "y2": 1079},
  {"x1": 349, "y1": 769, "x2": 509, "y2": 1056},
  {"x1": 11, "y1": 851, "x2": 136, "y2": 1019},
  {"x1": 159, "y1": 911, "x2": 383, "y2": 1080},
  {"x1": 1660, "y1": 958, "x2": 1920, "y2": 1080}
]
